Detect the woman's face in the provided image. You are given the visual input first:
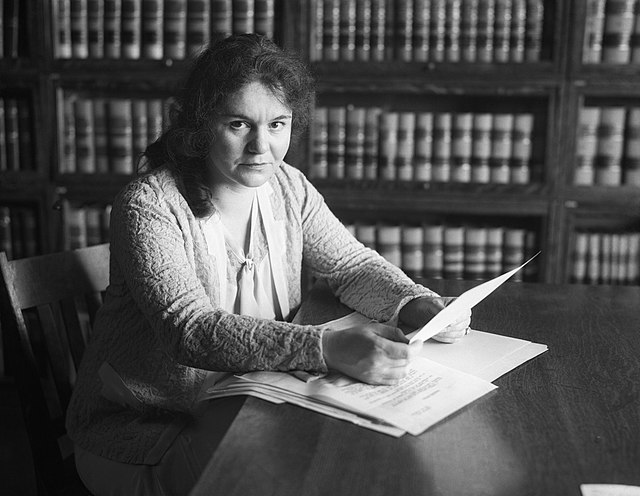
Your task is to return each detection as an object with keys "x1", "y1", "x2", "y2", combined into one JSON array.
[{"x1": 208, "y1": 81, "x2": 293, "y2": 191}]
